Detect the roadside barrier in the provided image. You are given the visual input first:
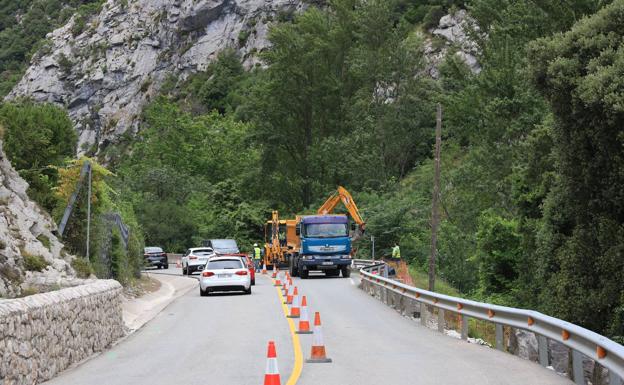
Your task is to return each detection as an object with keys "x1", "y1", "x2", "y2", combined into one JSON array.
[
  {"x1": 264, "y1": 341, "x2": 281, "y2": 385},
  {"x1": 296, "y1": 296, "x2": 312, "y2": 334},
  {"x1": 287, "y1": 287, "x2": 300, "y2": 318},
  {"x1": 359, "y1": 261, "x2": 624, "y2": 385},
  {"x1": 306, "y1": 312, "x2": 332, "y2": 363}
]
